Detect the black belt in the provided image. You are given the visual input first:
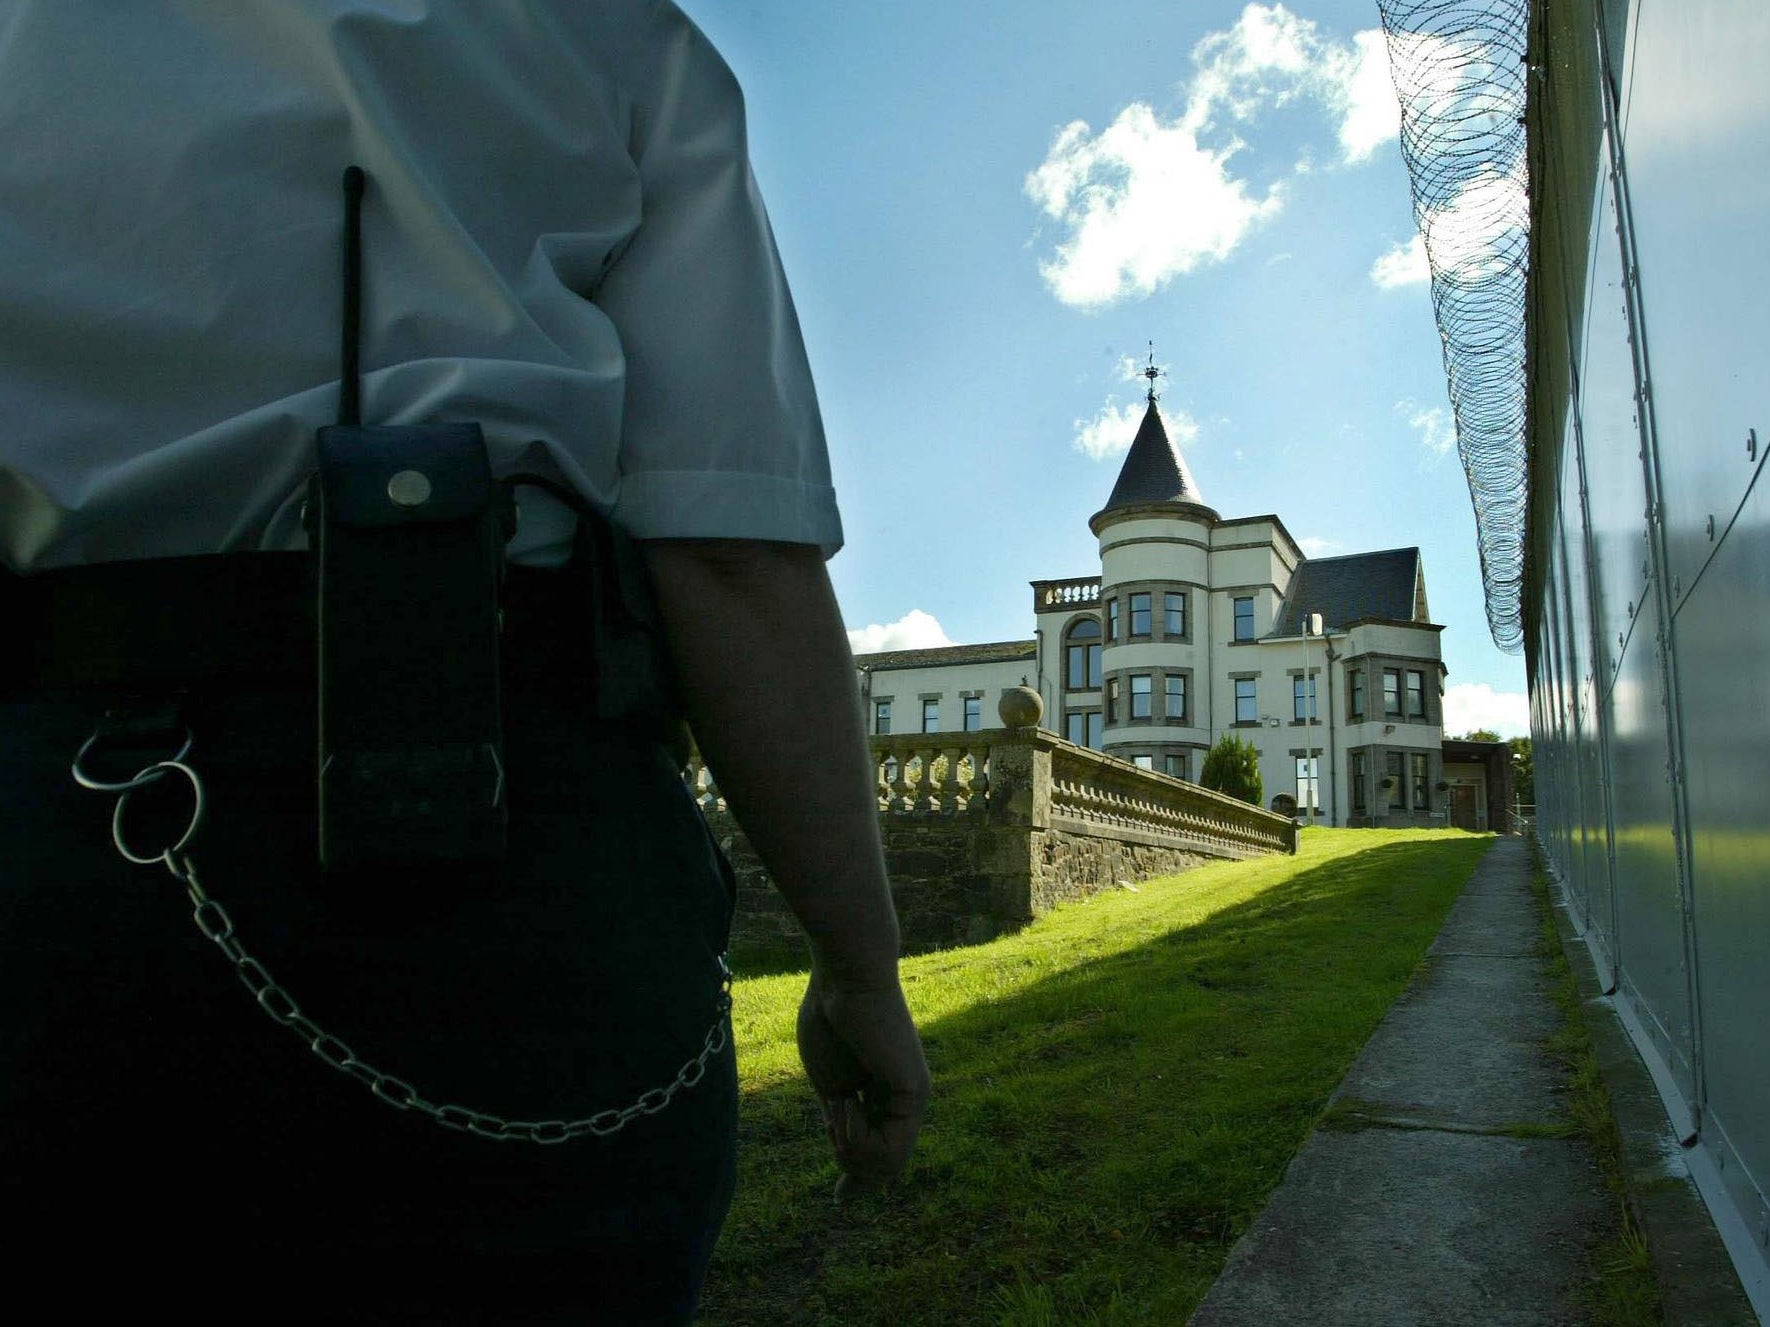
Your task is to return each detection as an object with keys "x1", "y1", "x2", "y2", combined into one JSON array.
[
  {"x1": 4, "y1": 552, "x2": 315, "y2": 697},
  {"x1": 3, "y1": 551, "x2": 632, "y2": 710}
]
